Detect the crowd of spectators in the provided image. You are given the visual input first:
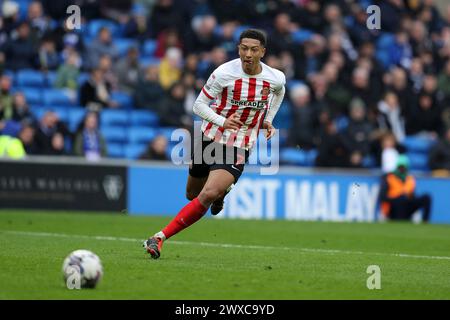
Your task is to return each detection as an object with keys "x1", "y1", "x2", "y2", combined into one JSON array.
[{"x1": 0, "y1": 0, "x2": 450, "y2": 174}]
